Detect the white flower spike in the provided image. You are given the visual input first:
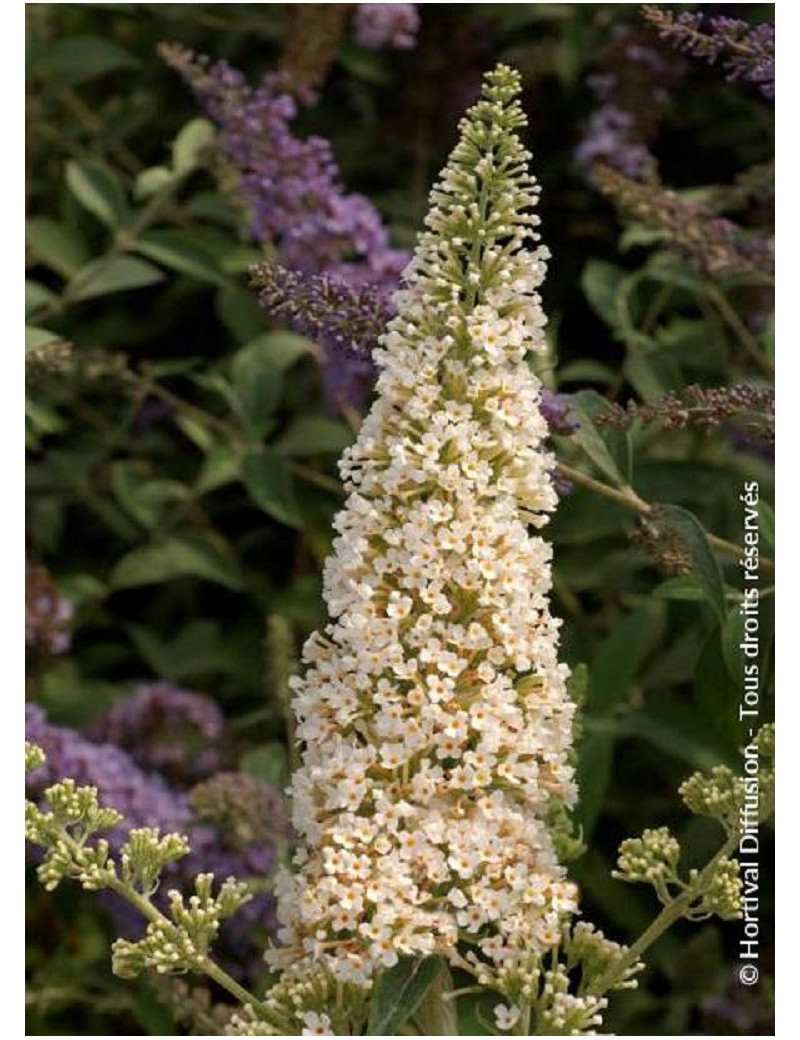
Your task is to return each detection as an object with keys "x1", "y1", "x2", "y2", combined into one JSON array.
[{"x1": 270, "y1": 61, "x2": 579, "y2": 1008}]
